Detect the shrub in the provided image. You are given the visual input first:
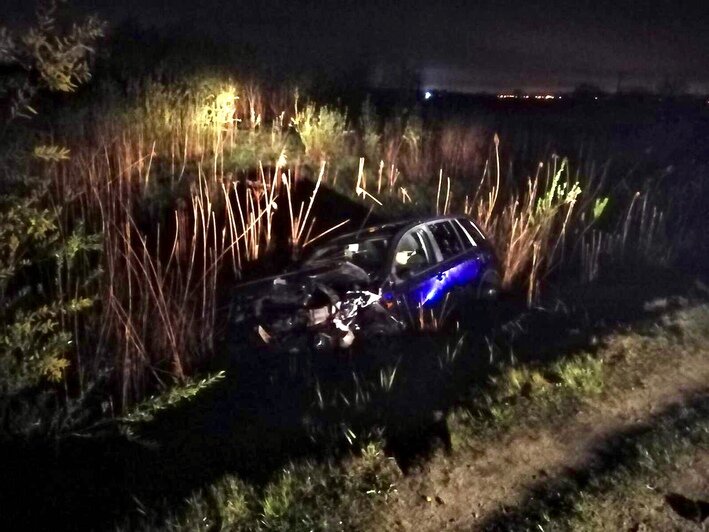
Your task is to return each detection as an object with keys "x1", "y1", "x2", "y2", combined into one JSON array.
[
  {"x1": 0, "y1": 0, "x2": 104, "y2": 119},
  {"x1": 292, "y1": 103, "x2": 349, "y2": 164},
  {"x1": 0, "y1": 188, "x2": 100, "y2": 432},
  {"x1": 360, "y1": 98, "x2": 382, "y2": 164},
  {"x1": 0, "y1": 1, "x2": 105, "y2": 434}
]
